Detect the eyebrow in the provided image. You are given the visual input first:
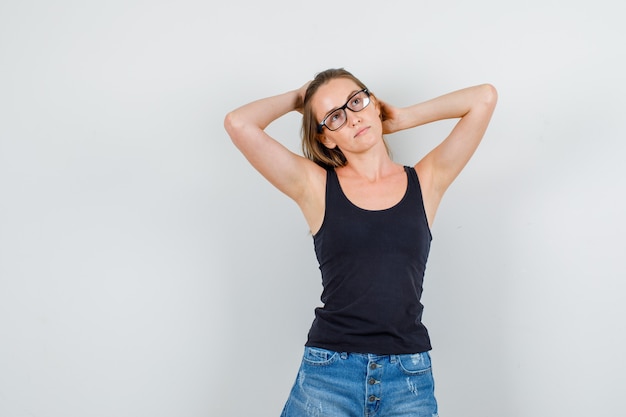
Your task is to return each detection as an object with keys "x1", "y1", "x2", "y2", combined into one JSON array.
[{"x1": 322, "y1": 89, "x2": 361, "y2": 119}]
